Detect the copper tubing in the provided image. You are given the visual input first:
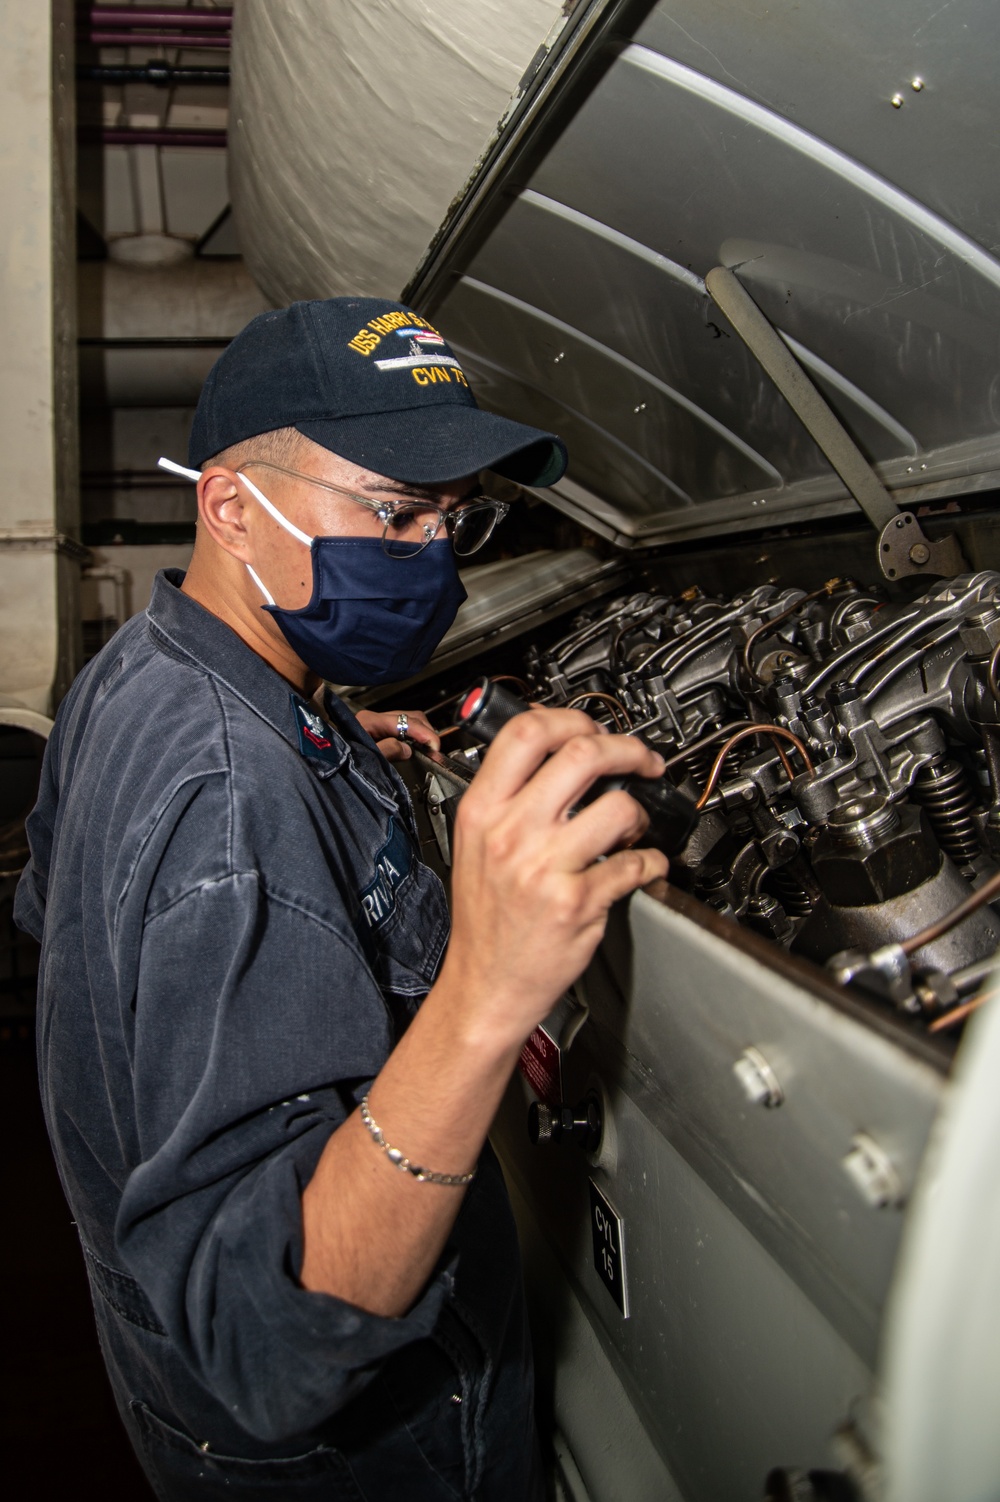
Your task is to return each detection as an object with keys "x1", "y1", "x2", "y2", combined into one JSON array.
[
  {"x1": 929, "y1": 988, "x2": 997, "y2": 1033},
  {"x1": 565, "y1": 692, "x2": 633, "y2": 731},
  {"x1": 742, "y1": 578, "x2": 844, "y2": 683},
  {"x1": 489, "y1": 674, "x2": 531, "y2": 696},
  {"x1": 659, "y1": 720, "x2": 801, "y2": 785},
  {"x1": 901, "y1": 869, "x2": 1000, "y2": 956},
  {"x1": 695, "y1": 725, "x2": 814, "y2": 810},
  {"x1": 658, "y1": 721, "x2": 758, "y2": 776},
  {"x1": 611, "y1": 599, "x2": 669, "y2": 661}
]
